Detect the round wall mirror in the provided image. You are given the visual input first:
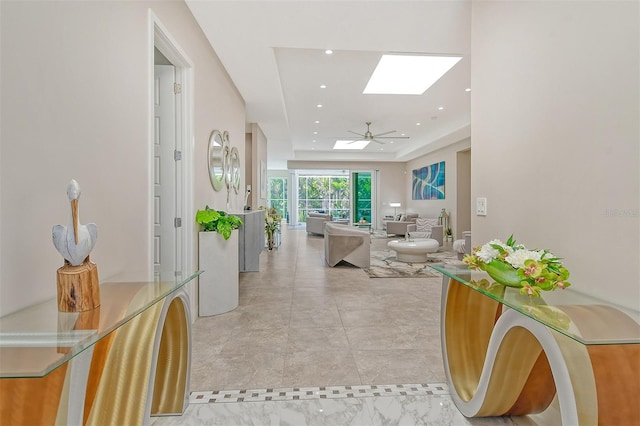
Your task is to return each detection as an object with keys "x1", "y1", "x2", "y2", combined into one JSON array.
[
  {"x1": 207, "y1": 130, "x2": 225, "y2": 191},
  {"x1": 222, "y1": 131, "x2": 231, "y2": 190},
  {"x1": 229, "y1": 146, "x2": 241, "y2": 194}
]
